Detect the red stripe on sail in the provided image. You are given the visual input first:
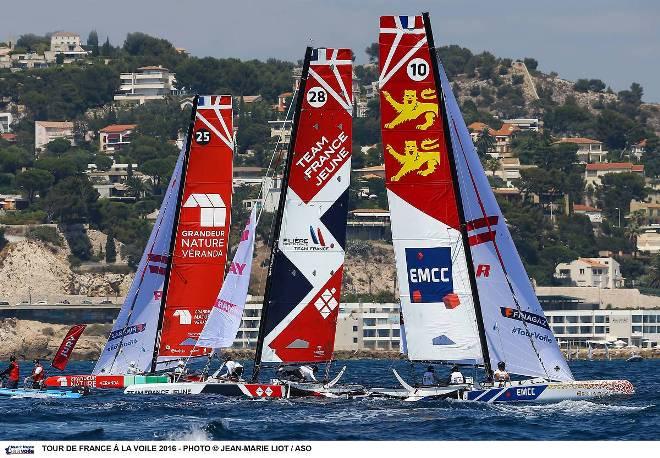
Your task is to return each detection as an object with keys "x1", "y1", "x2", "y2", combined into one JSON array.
[
  {"x1": 157, "y1": 97, "x2": 234, "y2": 359},
  {"x1": 468, "y1": 230, "x2": 497, "y2": 247},
  {"x1": 51, "y1": 324, "x2": 86, "y2": 371},
  {"x1": 466, "y1": 216, "x2": 499, "y2": 231}
]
